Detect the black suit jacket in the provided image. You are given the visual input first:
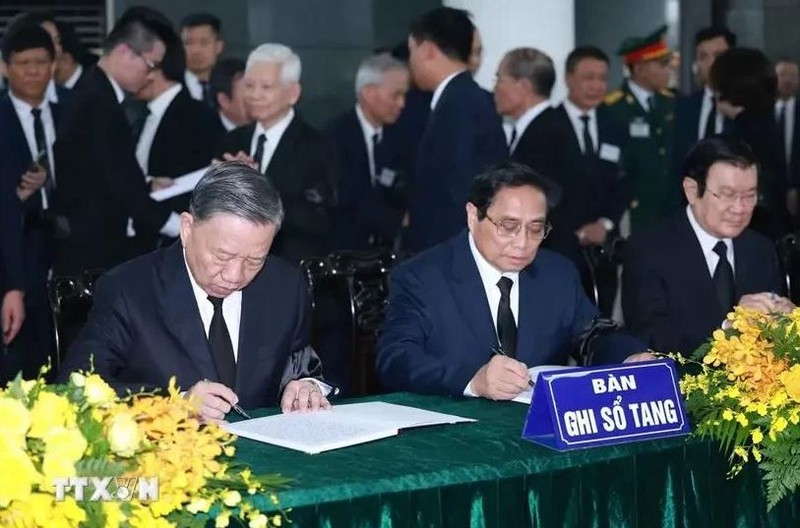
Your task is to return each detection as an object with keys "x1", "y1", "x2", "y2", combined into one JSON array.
[
  {"x1": 325, "y1": 108, "x2": 405, "y2": 250},
  {"x1": 57, "y1": 243, "x2": 324, "y2": 409},
  {"x1": 622, "y1": 210, "x2": 784, "y2": 355},
  {"x1": 408, "y1": 72, "x2": 507, "y2": 251},
  {"x1": 215, "y1": 114, "x2": 338, "y2": 263},
  {"x1": 53, "y1": 65, "x2": 172, "y2": 274},
  {"x1": 512, "y1": 105, "x2": 626, "y2": 264}
]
